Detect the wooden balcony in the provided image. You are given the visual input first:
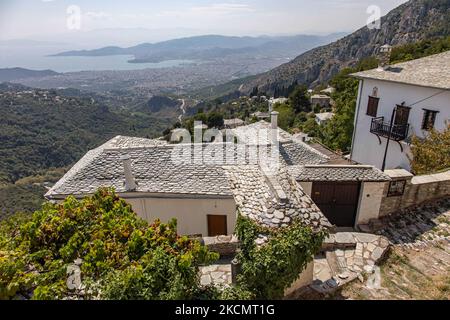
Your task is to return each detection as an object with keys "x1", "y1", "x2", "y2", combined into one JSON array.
[{"x1": 370, "y1": 117, "x2": 409, "y2": 141}]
